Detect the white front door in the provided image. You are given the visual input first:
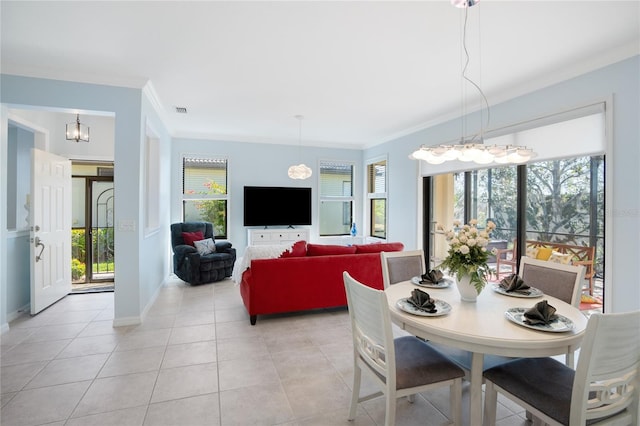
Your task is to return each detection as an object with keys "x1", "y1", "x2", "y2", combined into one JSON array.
[{"x1": 30, "y1": 149, "x2": 72, "y2": 314}]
